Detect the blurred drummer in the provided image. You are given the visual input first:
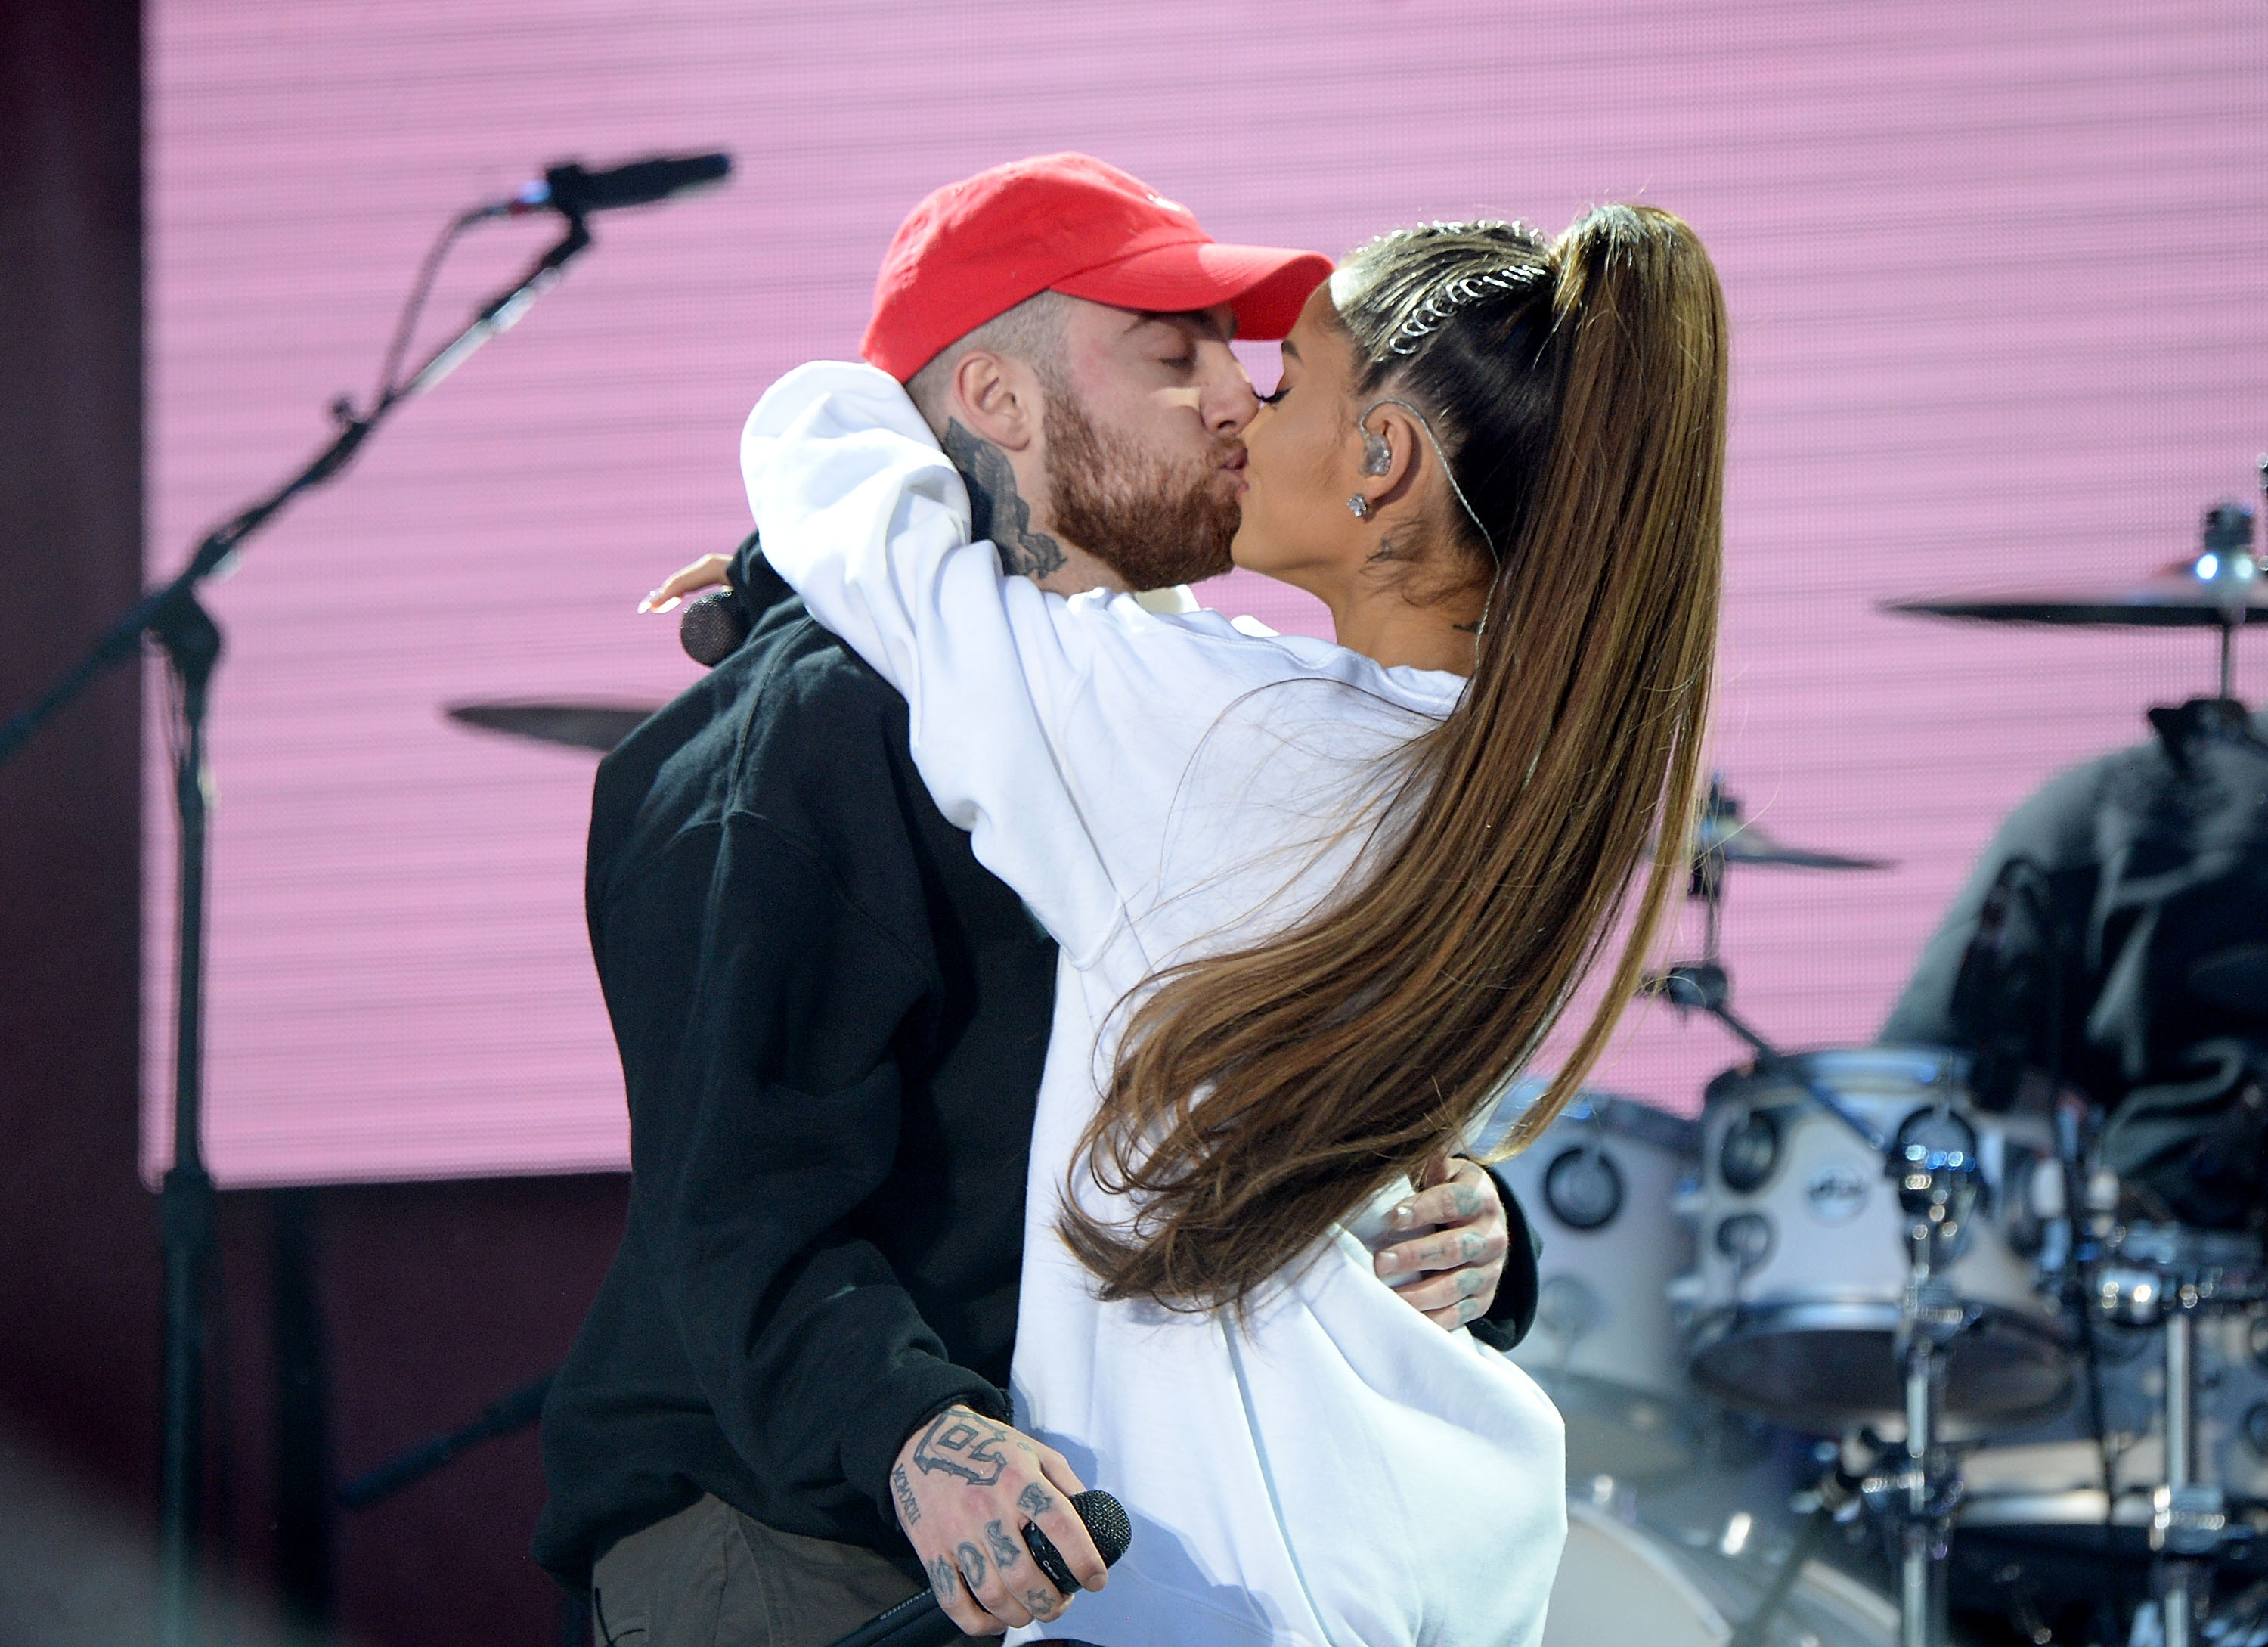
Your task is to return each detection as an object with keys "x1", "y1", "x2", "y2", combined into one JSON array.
[{"x1": 1881, "y1": 696, "x2": 2268, "y2": 1228}]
